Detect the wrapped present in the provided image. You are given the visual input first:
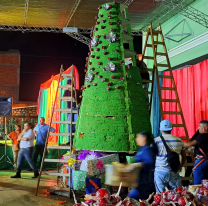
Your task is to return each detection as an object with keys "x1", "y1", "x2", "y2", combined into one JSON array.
[
  {"x1": 63, "y1": 154, "x2": 81, "y2": 170},
  {"x1": 86, "y1": 178, "x2": 101, "y2": 194},
  {"x1": 126, "y1": 156, "x2": 135, "y2": 164},
  {"x1": 78, "y1": 150, "x2": 103, "y2": 160},
  {"x1": 88, "y1": 154, "x2": 119, "y2": 176},
  {"x1": 80, "y1": 154, "x2": 98, "y2": 172},
  {"x1": 72, "y1": 170, "x2": 89, "y2": 191}
]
